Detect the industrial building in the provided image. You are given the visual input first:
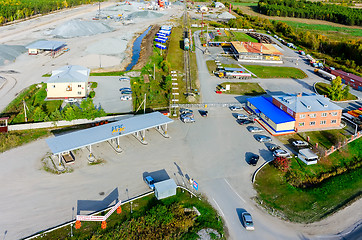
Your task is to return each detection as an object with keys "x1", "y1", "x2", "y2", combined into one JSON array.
[
  {"x1": 230, "y1": 41, "x2": 283, "y2": 63},
  {"x1": 328, "y1": 68, "x2": 362, "y2": 91},
  {"x1": 46, "y1": 65, "x2": 90, "y2": 100},
  {"x1": 247, "y1": 93, "x2": 342, "y2": 134},
  {"x1": 26, "y1": 40, "x2": 66, "y2": 56}
]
